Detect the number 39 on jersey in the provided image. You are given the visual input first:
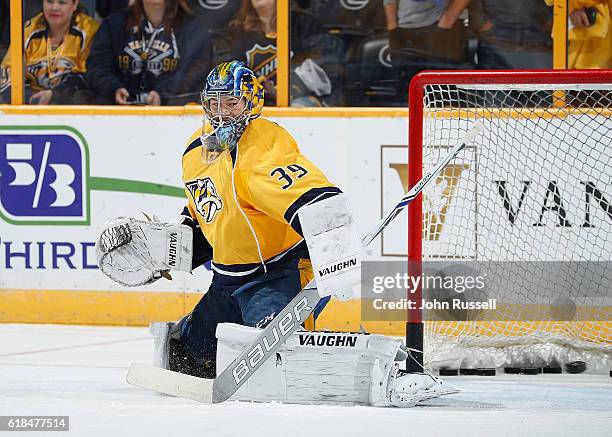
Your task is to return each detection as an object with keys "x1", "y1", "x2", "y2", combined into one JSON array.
[{"x1": 270, "y1": 164, "x2": 309, "y2": 189}]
